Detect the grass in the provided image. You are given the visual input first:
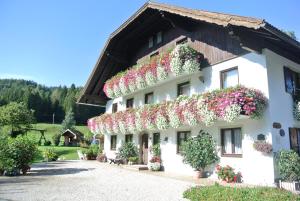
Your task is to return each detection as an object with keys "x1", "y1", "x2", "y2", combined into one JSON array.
[
  {"x1": 26, "y1": 123, "x2": 90, "y2": 144},
  {"x1": 183, "y1": 184, "x2": 300, "y2": 201},
  {"x1": 34, "y1": 146, "x2": 87, "y2": 162}
]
